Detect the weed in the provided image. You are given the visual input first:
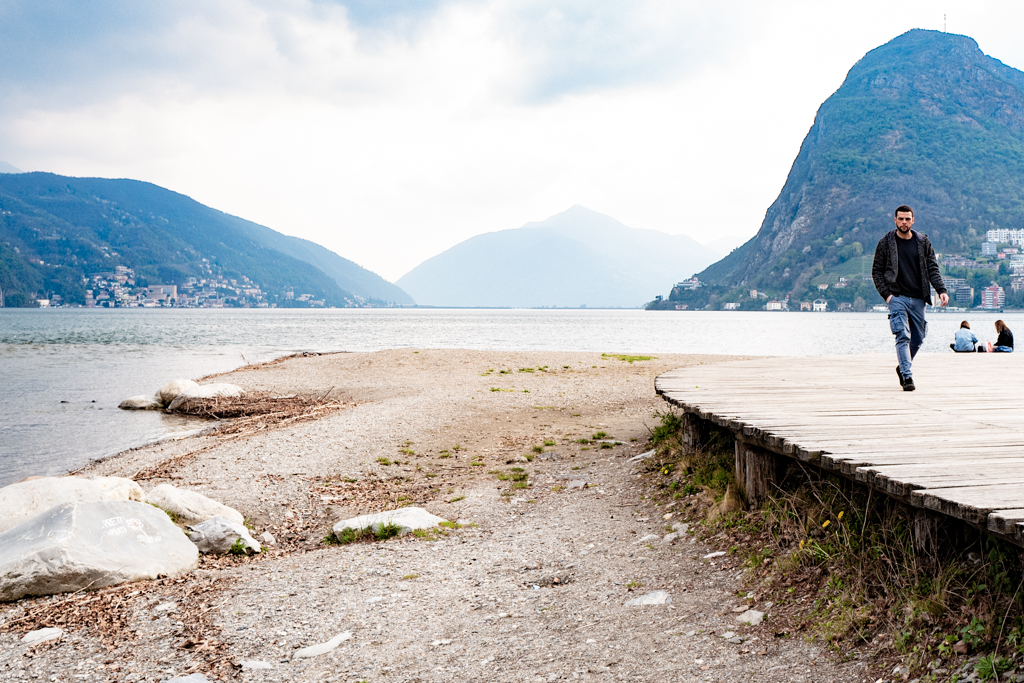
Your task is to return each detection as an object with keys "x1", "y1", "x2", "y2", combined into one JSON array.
[
  {"x1": 447, "y1": 495, "x2": 465, "y2": 503},
  {"x1": 571, "y1": 466, "x2": 582, "y2": 470},
  {"x1": 495, "y1": 471, "x2": 511, "y2": 481},
  {"x1": 328, "y1": 526, "x2": 375, "y2": 545},
  {"x1": 626, "y1": 580, "x2": 644, "y2": 590},
  {"x1": 401, "y1": 574, "x2": 419, "y2": 580},
  {"x1": 439, "y1": 450, "x2": 450, "y2": 458},
  {"x1": 532, "y1": 445, "x2": 544, "y2": 453},
  {"x1": 400, "y1": 448, "x2": 415, "y2": 455},
  {"x1": 524, "y1": 453, "x2": 535, "y2": 461},
  {"x1": 544, "y1": 439, "x2": 556, "y2": 446},
  {"x1": 229, "y1": 538, "x2": 250, "y2": 555},
  {"x1": 470, "y1": 461, "x2": 485, "y2": 467},
  {"x1": 602, "y1": 353, "x2": 655, "y2": 363},
  {"x1": 576, "y1": 439, "x2": 591, "y2": 444},
  {"x1": 519, "y1": 367, "x2": 535, "y2": 373},
  {"x1": 377, "y1": 457, "x2": 392, "y2": 466},
  {"x1": 511, "y1": 471, "x2": 529, "y2": 482},
  {"x1": 552, "y1": 485, "x2": 565, "y2": 492},
  {"x1": 648, "y1": 411, "x2": 683, "y2": 448},
  {"x1": 571, "y1": 412, "x2": 581, "y2": 417},
  {"x1": 452, "y1": 445, "x2": 463, "y2": 451},
  {"x1": 563, "y1": 365, "x2": 570, "y2": 369},
  {"x1": 439, "y1": 521, "x2": 463, "y2": 529},
  {"x1": 424, "y1": 473, "x2": 437, "y2": 478},
  {"x1": 374, "y1": 521, "x2": 402, "y2": 541},
  {"x1": 600, "y1": 443, "x2": 614, "y2": 449},
  {"x1": 592, "y1": 431, "x2": 608, "y2": 439},
  {"x1": 510, "y1": 466, "x2": 525, "y2": 472},
  {"x1": 490, "y1": 387, "x2": 513, "y2": 392},
  {"x1": 580, "y1": 447, "x2": 589, "y2": 451},
  {"x1": 976, "y1": 653, "x2": 1013, "y2": 680}
]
